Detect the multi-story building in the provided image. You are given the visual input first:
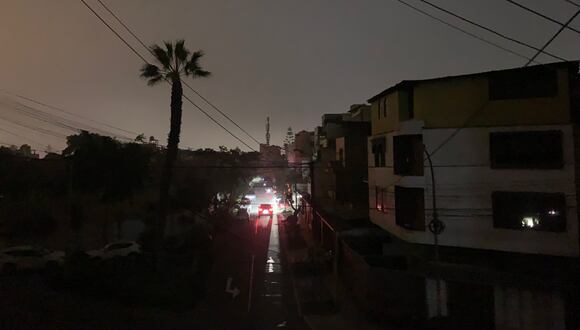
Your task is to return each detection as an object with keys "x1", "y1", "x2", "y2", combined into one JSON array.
[
  {"x1": 286, "y1": 130, "x2": 314, "y2": 194},
  {"x1": 287, "y1": 130, "x2": 314, "y2": 164},
  {"x1": 312, "y1": 106, "x2": 371, "y2": 207},
  {"x1": 367, "y1": 61, "x2": 580, "y2": 328}
]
